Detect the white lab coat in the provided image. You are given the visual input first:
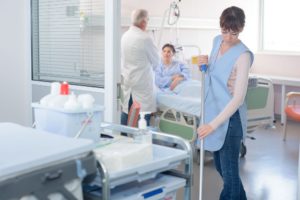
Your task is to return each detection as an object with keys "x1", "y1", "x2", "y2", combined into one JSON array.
[{"x1": 121, "y1": 26, "x2": 159, "y2": 113}]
